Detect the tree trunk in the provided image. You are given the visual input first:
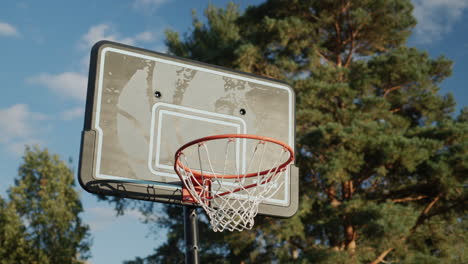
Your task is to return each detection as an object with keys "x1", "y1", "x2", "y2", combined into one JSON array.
[{"x1": 343, "y1": 181, "x2": 357, "y2": 254}]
